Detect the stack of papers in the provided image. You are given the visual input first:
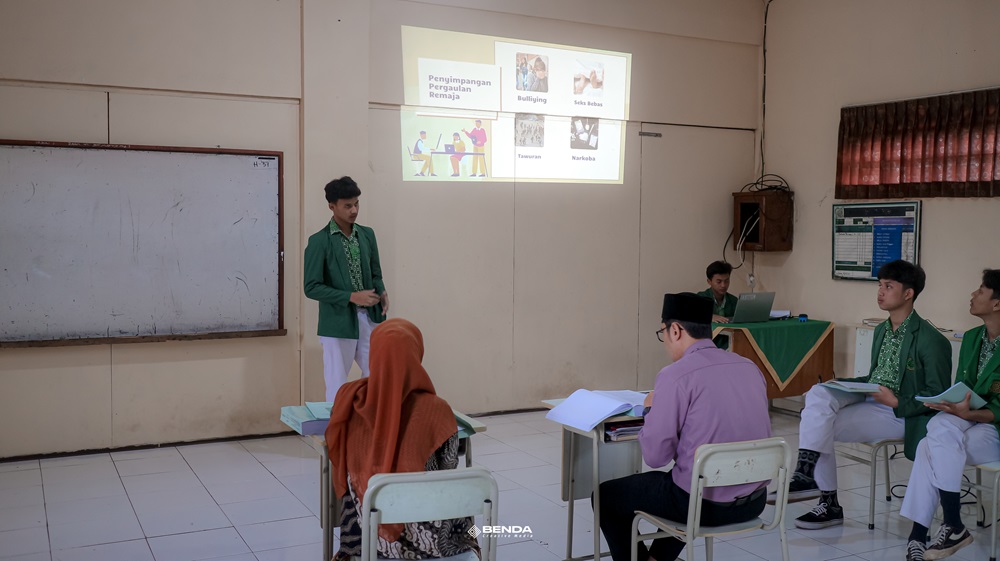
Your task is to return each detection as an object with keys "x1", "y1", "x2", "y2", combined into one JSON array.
[
  {"x1": 280, "y1": 401, "x2": 334, "y2": 436},
  {"x1": 545, "y1": 389, "x2": 647, "y2": 432},
  {"x1": 605, "y1": 419, "x2": 644, "y2": 442},
  {"x1": 915, "y1": 382, "x2": 987, "y2": 409}
]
